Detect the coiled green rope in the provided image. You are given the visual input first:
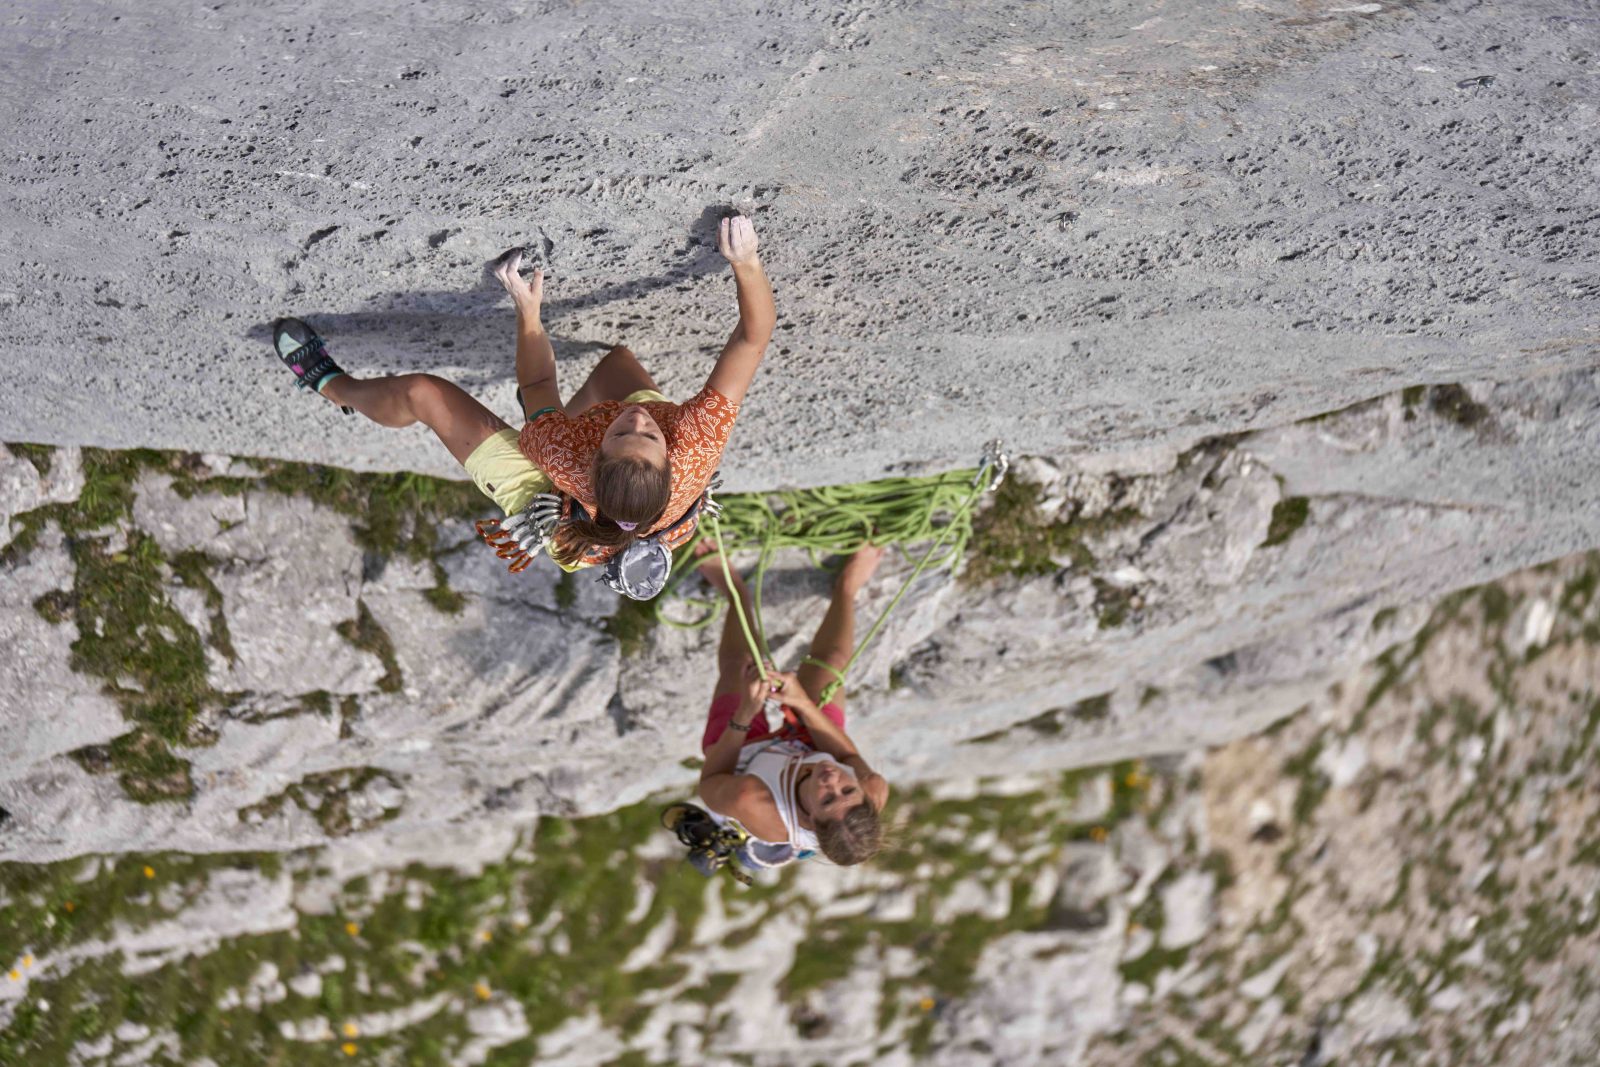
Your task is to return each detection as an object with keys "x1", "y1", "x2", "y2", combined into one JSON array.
[
  {"x1": 662, "y1": 455, "x2": 1006, "y2": 703},
  {"x1": 657, "y1": 468, "x2": 982, "y2": 628}
]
